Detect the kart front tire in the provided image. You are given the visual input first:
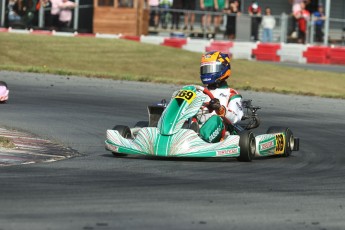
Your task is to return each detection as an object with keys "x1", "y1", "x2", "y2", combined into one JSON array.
[
  {"x1": 266, "y1": 126, "x2": 294, "y2": 157},
  {"x1": 237, "y1": 130, "x2": 256, "y2": 162},
  {"x1": 111, "y1": 125, "x2": 131, "y2": 157}
]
